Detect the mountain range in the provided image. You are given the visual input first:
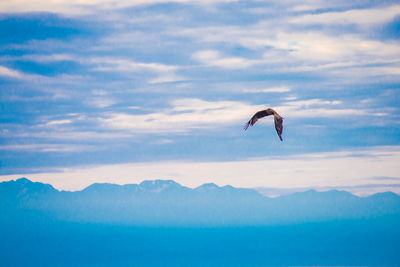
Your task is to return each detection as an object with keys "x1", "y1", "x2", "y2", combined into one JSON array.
[{"x1": 2, "y1": 178, "x2": 400, "y2": 226}]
